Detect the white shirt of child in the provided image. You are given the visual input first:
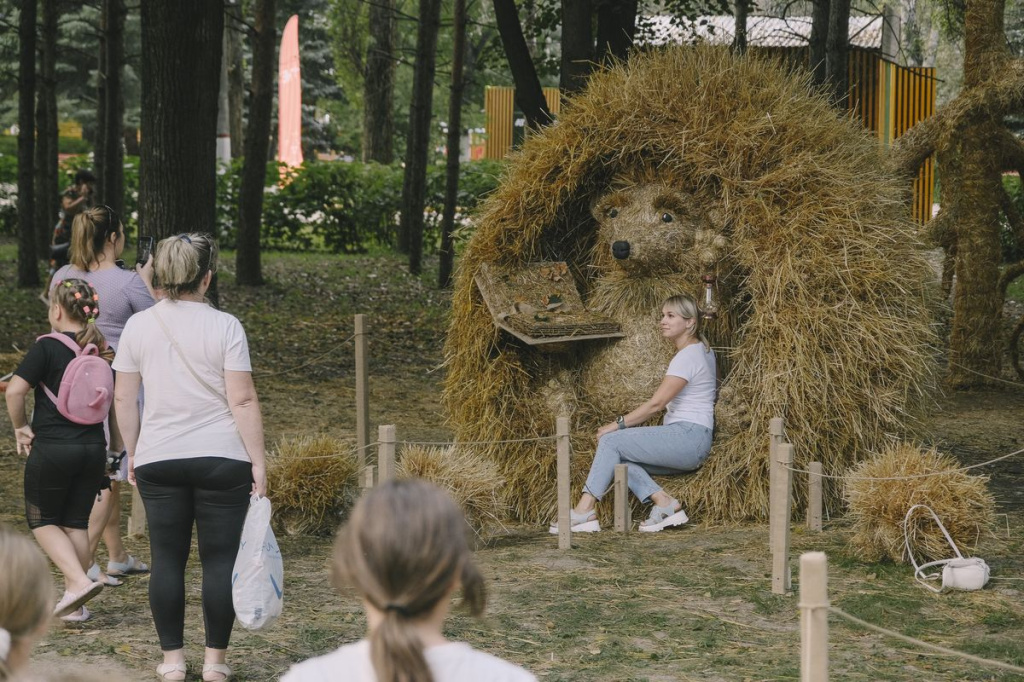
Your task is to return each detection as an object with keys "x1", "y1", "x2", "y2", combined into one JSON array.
[
  {"x1": 664, "y1": 343, "x2": 717, "y2": 429},
  {"x1": 280, "y1": 640, "x2": 537, "y2": 682},
  {"x1": 112, "y1": 299, "x2": 252, "y2": 468}
]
